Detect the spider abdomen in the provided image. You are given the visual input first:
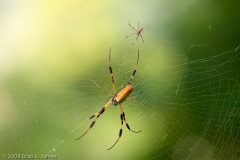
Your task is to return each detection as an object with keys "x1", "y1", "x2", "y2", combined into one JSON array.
[{"x1": 113, "y1": 85, "x2": 133, "y2": 105}]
